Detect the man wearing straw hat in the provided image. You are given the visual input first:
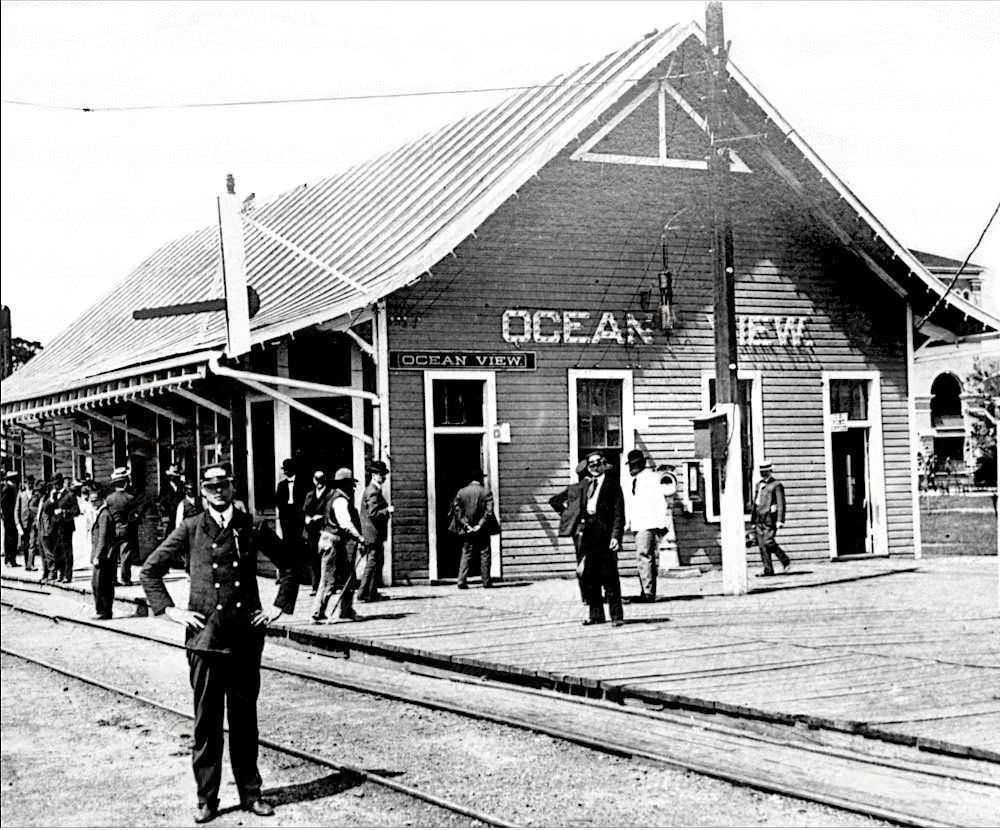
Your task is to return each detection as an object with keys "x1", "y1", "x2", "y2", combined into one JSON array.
[{"x1": 751, "y1": 459, "x2": 790, "y2": 577}]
